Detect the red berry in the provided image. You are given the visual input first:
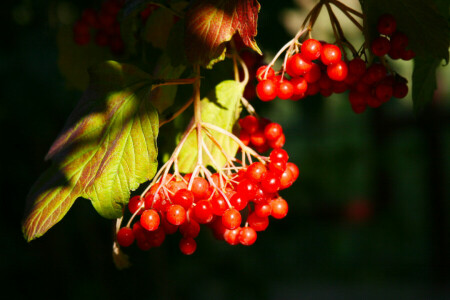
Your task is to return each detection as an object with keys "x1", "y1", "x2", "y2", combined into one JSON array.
[
  {"x1": 239, "y1": 227, "x2": 257, "y2": 245},
  {"x1": 173, "y1": 189, "x2": 194, "y2": 210},
  {"x1": 268, "y1": 133, "x2": 285, "y2": 149},
  {"x1": 375, "y1": 84, "x2": 393, "y2": 103},
  {"x1": 250, "y1": 130, "x2": 266, "y2": 147},
  {"x1": 287, "y1": 53, "x2": 313, "y2": 76},
  {"x1": 193, "y1": 200, "x2": 214, "y2": 224},
  {"x1": 371, "y1": 36, "x2": 391, "y2": 56},
  {"x1": 190, "y1": 177, "x2": 209, "y2": 200},
  {"x1": 264, "y1": 123, "x2": 283, "y2": 141},
  {"x1": 256, "y1": 79, "x2": 277, "y2": 101},
  {"x1": 377, "y1": 14, "x2": 397, "y2": 36},
  {"x1": 261, "y1": 172, "x2": 281, "y2": 194},
  {"x1": 351, "y1": 104, "x2": 367, "y2": 114},
  {"x1": 269, "y1": 160, "x2": 287, "y2": 175},
  {"x1": 222, "y1": 208, "x2": 242, "y2": 230},
  {"x1": 270, "y1": 148, "x2": 289, "y2": 162},
  {"x1": 224, "y1": 227, "x2": 242, "y2": 245},
  {"x1": 348, "y1": 58, "x2": 366, "y2": 76},
  {"x1": 236, "y1": 179, "x2": 258, "y2": 200},
  {"x1": 211, "y1": 194, "x2": 228, "y2": 216},
  {"x1": 390, "y1": 32, "x2": 409, "y2": 51},
  {"x1": 240, "y1": 130, "x2": 250, "y2": 146},
  {"x1": 277, "y1": 80, "x2": 294, "y2": 100},
  {"x1": 279, "y1": 168, "x2": 294, "y2": 189},
  {"x1": 140, "y1": 209, "x2": 160, "y2": 231},
  {"x1": 246, "y1": 162, "x2": 267, "y2": 183},
  {"x1": 247, "y1": 212, "x2": 269, "y2": 231},
  {"x1": 301, "y1": 39, "x2": 322, "y2": 61},
  {"x1": 304, "y1": 63, "x2": 322, "y2": 83},
  {"x1": 180, "y1": 219, "x2": 200, "y2": 238},
  {"x1": 179, "y1": 237, "x2": 197, "y2": 255},
  {"x1": 239, "y1": 115, "x2": 259, "y2": 134},
  {"x1": 166, "y1": 204, "x2": 186, "y2": 225},
  {"x1": 117, "y1": 227, "x2": 135, "y2": 247},
  {"x1": 327, "y1": 61, "x2": 348, "y2": 81},
  {"x1": 321, "y1": 44, "x2": 341, "y2": 65},
  {"x1": 230, "y1": 193, "x2": 248, "y2": 211},
  {"x1": 290, "y1": 77, "x2": 308, "y2": 96},
  {"x1": 286, "y1": 162, "x2": 299, "y2": 182},
  {"x1": 128, "y1": 195, "x2": 144, "y2": 215},
  {"x1": 393, "y1": 82, "x2": 408, "y2": 98},
  {"x1": 366, "y1": 94, "x2": 382, "y2": 108},
  {"x1": 349, "y1": 90, "x2": 366, "y2": 106},
  {"x1": 400, "y1": 49, "x2": 415, "y2": 61},
  {"x1": 255, "y1": 203, "x2": 272, "y2": 218},
  {"x1": 256, "y1": 66, "x2": 275, "y2": 81},
  {"x1": 270, "y1": 198, "x2": 288, "y2": 219}
]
